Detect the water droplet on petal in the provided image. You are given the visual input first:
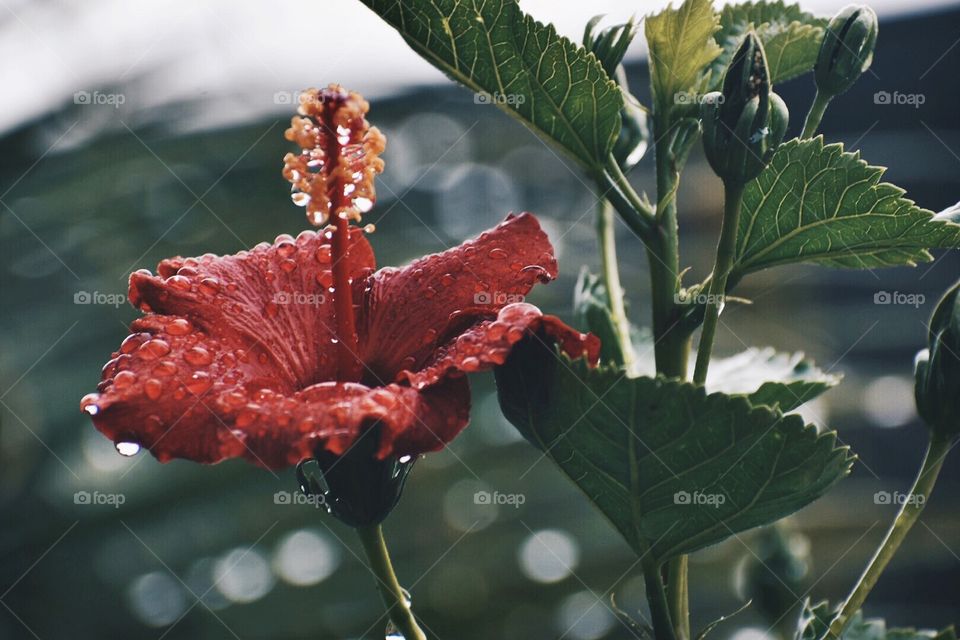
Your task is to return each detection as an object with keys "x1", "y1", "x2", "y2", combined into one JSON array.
[
  {"x1": 315, "y1": 246, "x2": 332, "y2": 263},
  {"x1": 363, "y1": 223, "x2": 376, "y2": 233},
  {"x1": 291, "y1": 192, "x2": 311, "y2": 207},
  {"x1": 166, "y1": 319, "x2": 192, "y2": 336},
  {"x1": 184, "y1": 347, "x2": 213, "y2": 366},
  {"x1": 144, "y1": 378, "x2": 163, "y2": 400},
  {"x1": 115, "y1": 441, "x2": 141, "y2": 456},
  {"x1": 488, "y1": 248, "x2": 508, "y2": 259},
  {"x1": 440, "y1": 274, "x2": 454, "y2": 286}
]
